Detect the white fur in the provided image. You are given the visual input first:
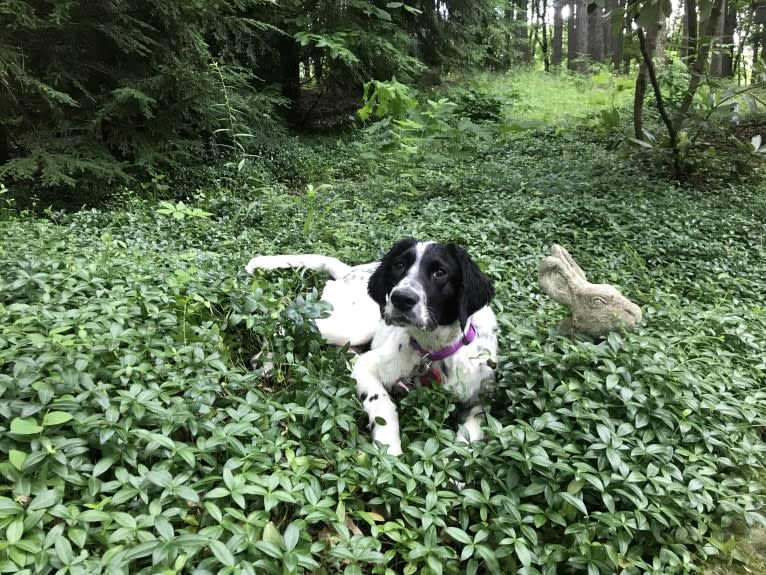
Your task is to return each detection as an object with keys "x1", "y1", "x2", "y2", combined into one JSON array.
[
  {"x1": 246, "y1": 248, "x2": 498, "y2": 456},
  {"x1": 356, "y1": 305, "x2": 497, "y2": 455},
  {"x1": 246, "y1": 255, "x2": 381, "y2": 346}
]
